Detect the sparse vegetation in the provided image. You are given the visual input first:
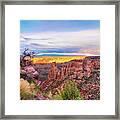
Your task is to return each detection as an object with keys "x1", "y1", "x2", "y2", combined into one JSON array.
[
  {"x1": 60, "y1": 80, "x2": 82, "y2": 100},
  {"x1": 20, "y1": 49, "x2": 100, "y2": 100}
]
